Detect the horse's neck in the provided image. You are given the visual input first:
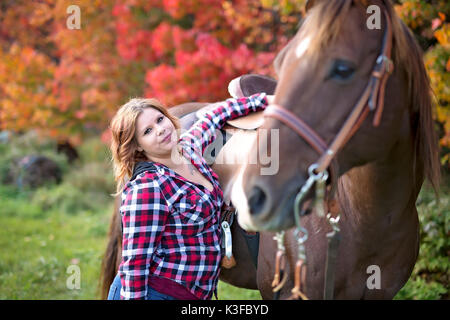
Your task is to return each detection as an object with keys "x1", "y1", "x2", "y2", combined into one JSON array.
[{"x1": 337, "y1": 124, "x2": 422, "y2": 231}]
